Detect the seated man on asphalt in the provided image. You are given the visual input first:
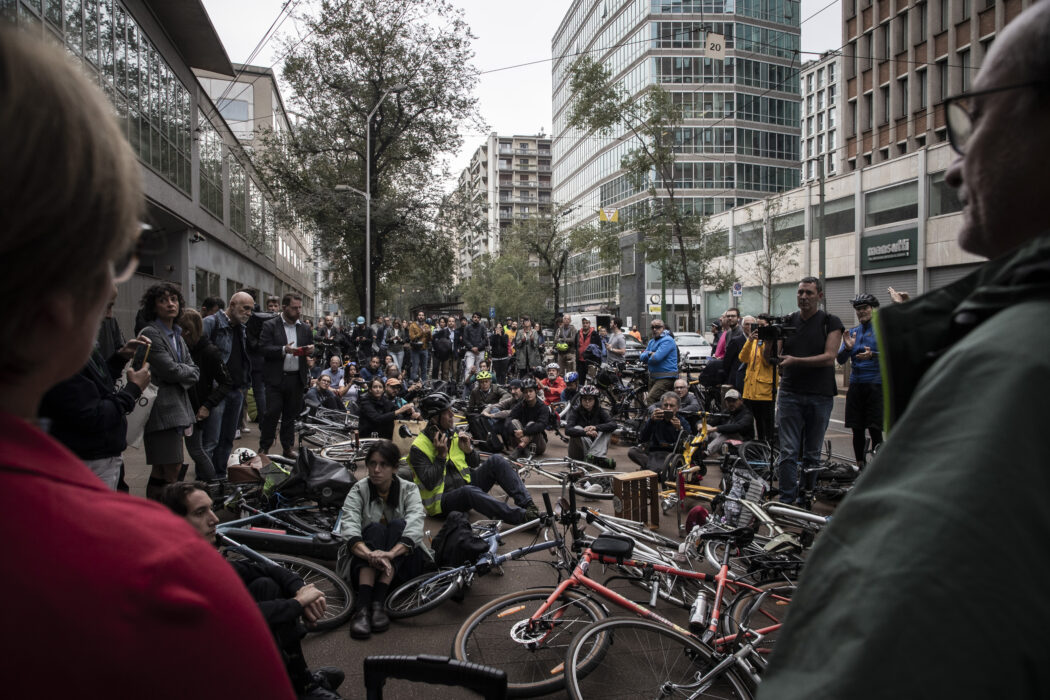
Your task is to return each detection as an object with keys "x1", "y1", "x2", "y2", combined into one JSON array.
[
  {"x1": 161, "y1": 482, "x2": 344, "y2": 700},
  {"x1": 673, "y1": 377, "x2": 701, "y2": 415},
  {"x1": 704, "y1": 388, "x2": 754, "y2": 457},
  {"x1": 564, "y1": 384, "x2": 617, "y2": 469},
  {"x1": 507, "y1": 377, "x2": 551, "y2": 458},
  {"x1": 628, "y1": 391, "x2": 692, "y2": 476},
  {"x1": 560, "y1": 371, "x2": 580, "y2": 405},
  {"x1": 539, "y1": 362, "x2": 566, "y2": 406},
  {"x1": 467, "y1": 370, "x2": 515, "y2": 451},
  {"x1": 408, "y1": 393, "x2": 539, "y2": 524}
]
